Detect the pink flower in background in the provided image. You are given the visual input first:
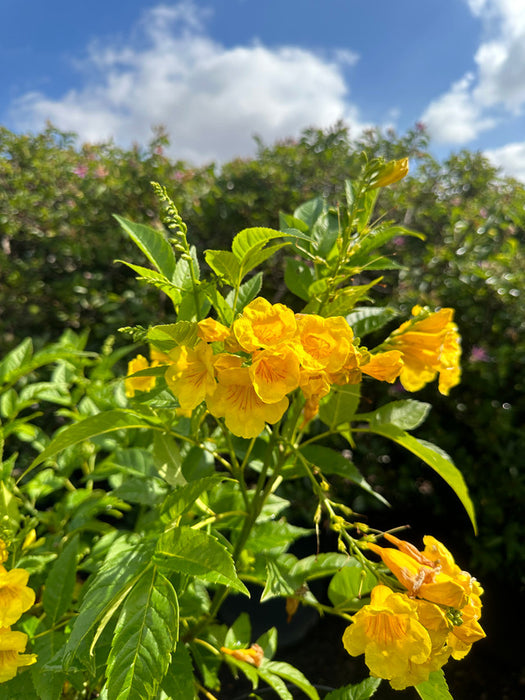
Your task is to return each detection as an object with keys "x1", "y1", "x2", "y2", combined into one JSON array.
[
  {"x1": 469, "y1": 346, "x2": 490, "y2": 363},
  {"x1": 72, "y1": 165, "x2": 88, "y2": 178}
]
